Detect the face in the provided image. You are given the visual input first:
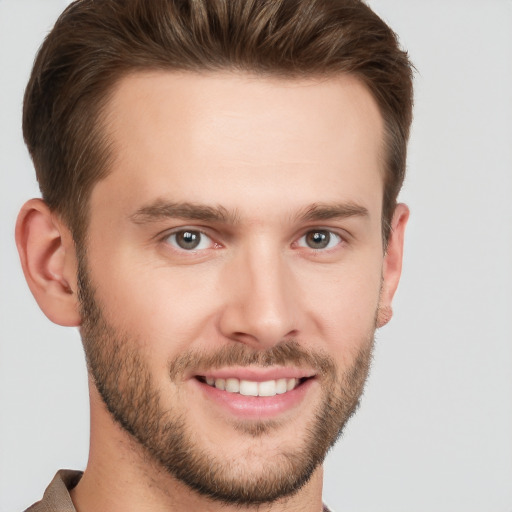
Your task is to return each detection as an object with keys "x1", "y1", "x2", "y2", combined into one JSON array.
[{"x1": 78, "y1": 71, "x2": 394, "y2": 504}]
